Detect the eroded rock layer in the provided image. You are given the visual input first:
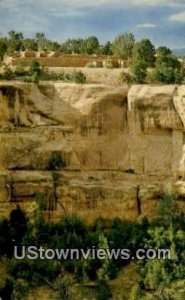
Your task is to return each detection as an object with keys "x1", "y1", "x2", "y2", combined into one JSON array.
[{"x1": 1, "y1": 82, "x2": 185, "y2": 221}]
